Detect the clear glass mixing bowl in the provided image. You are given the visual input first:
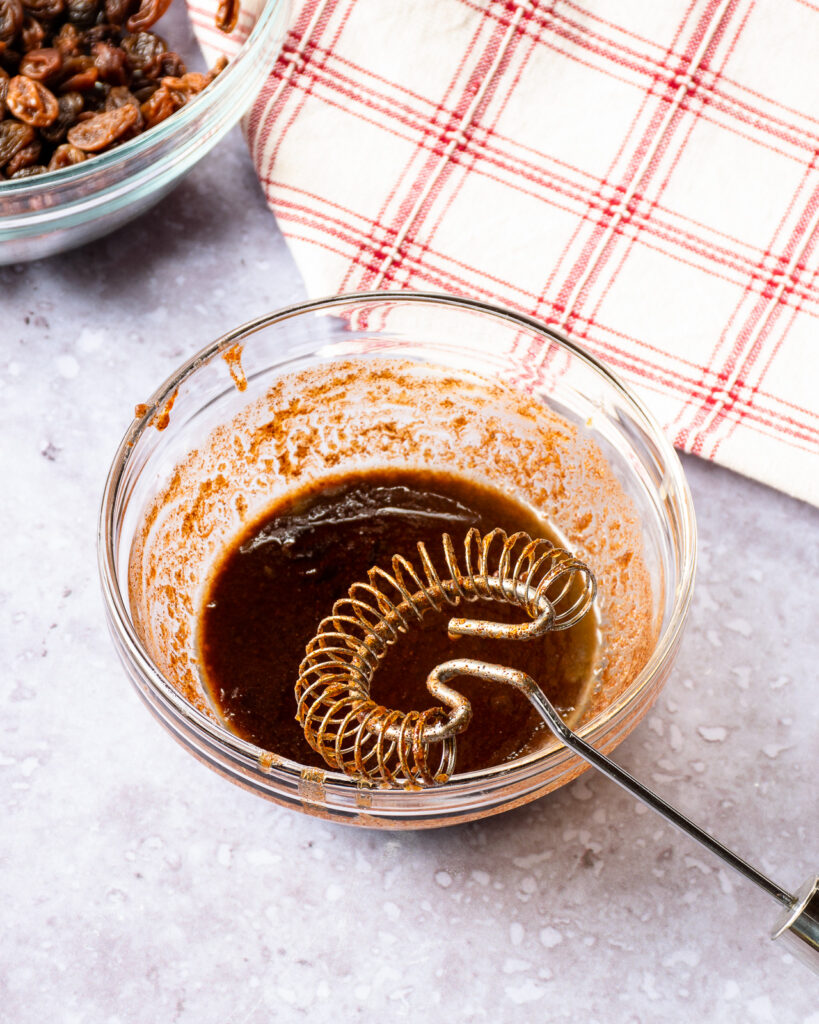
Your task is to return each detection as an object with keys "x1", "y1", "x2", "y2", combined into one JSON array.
[
  {"x1": 0, "y1": 0, "x2": 289, "y2": 264},
  {"x1": 99, "y1": 292, "x2": 697, "y2": 829}
]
